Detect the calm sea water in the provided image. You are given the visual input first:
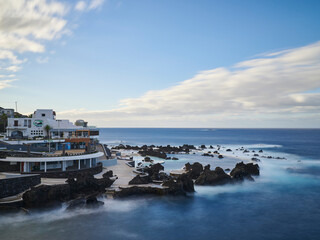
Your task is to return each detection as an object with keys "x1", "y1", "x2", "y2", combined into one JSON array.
[{"x1": 1, "y1": 128, "x2": 320, "y2": 240}]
